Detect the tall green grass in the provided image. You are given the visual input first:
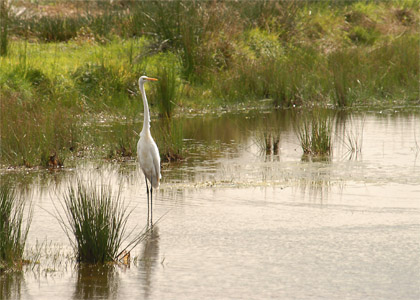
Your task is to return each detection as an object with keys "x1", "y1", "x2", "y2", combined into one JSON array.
[
  {"x1": 0, "y1": 88, "x2": 81, "y2": 167},
  {"x1": 0, "y1": 183, "x2": 32, "y2": 271},
  {"x1": 297, "y1": 111, "x2": 332, "y2": 157},
  {"x1": 58, "y1": 180, "x2": 132, "y2": 264},
  {"x1": 329, "y1": 49, "x2": 356, "y2": 107},
  {"x1": 154, "y1": 119, "x2": 184, "y2": 162},
  {"x1": 0, "y1": 0, "x2": 8, "y2": 56},
  {"x1": 105, "y1": 113, "x2": 139, "y2": 160},
  {"x1": 153, "y1": 62, "x2": 179, "y2": 119}
]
